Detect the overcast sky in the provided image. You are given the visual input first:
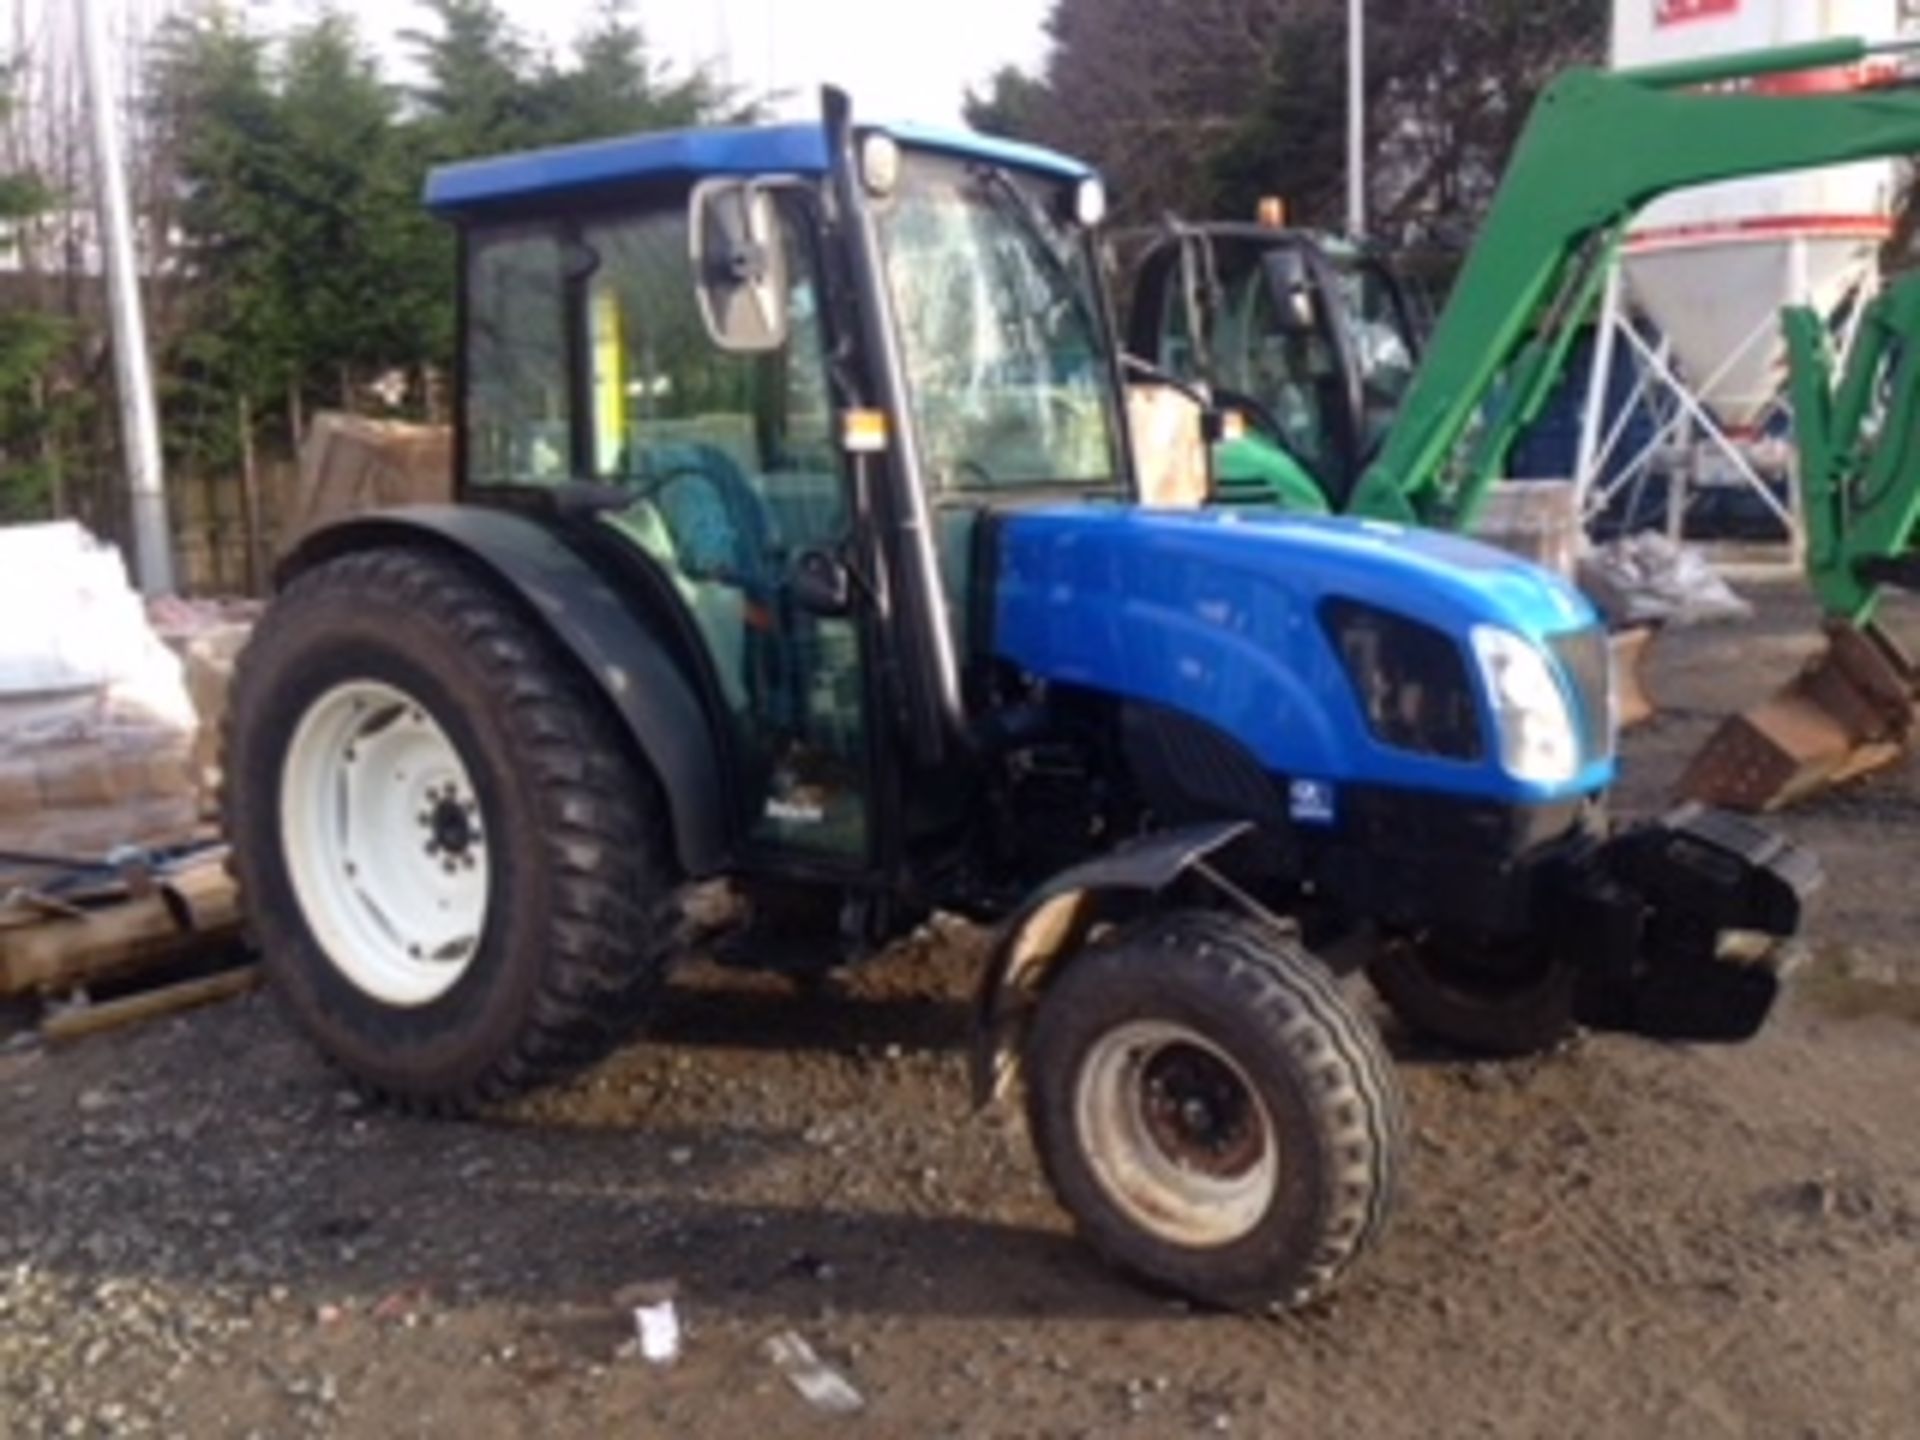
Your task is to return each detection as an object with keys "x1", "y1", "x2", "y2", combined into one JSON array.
[{"x1": 234, "y1": 0, "x2": 1055, "y2": 124}]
